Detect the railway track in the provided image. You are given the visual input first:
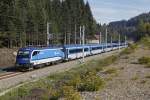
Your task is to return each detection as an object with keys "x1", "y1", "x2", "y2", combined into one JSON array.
[{"x1": 0, "y1": 72, "x2": 22, "y2": 80}]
